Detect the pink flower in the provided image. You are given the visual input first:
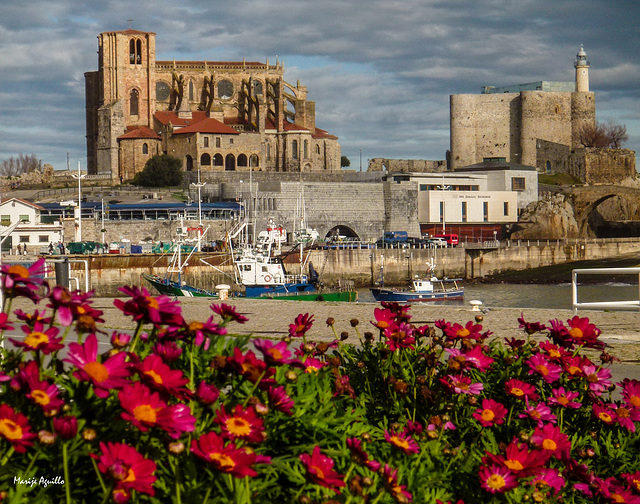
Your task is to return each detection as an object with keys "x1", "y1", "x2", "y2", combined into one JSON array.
[
  {"x1": 210, "y1": 302, "x2": 248, "y2": 324},
  {"x1": 440, "y1": 374, "x2": 483, "y2": 395},
  {"x1": 446, "y1": 345, "x2": 494, "y2": 372},
  {"x1": 92, "y1": 441, "x2": 157, "y2": 496},
  {"x1": 191, "y1": 431, "x2": 268, "y2": 478},
  {"x1": 530, "y1": 423, "x2": 571, "y2": 459},
  {"x1": 518, "y1": 400, "x2": 557, "y2": 428},
  {"x1": 592, "y1": 402, "x2": 618, "y2": 426},
  {"x1": 381, "y1": 464, "x2": 413, "y2": 502},
  {"x1": 10, "y1": 321, "x2": 63, "y2": 355},
  {"x1": 53, "y1": 416, "x2": 78, "y2": 440},
  {"x1": 384, "y1": 429, "x2": 420, "y2": 455},
  {"x1": 479, "y1": 464, "x2": 518, "y2": 494},
  {"x1": 548, "y1": 387, "x2": 582, "y2": 409},
  {"x1": 383, "y1": 321, "x2": 416, "y2": 350},
  {"x1": 301, "y1": 356, "x2": 326, "y2": 373},
  {"x1": 581, "y1": 364, "x2": 612, "y2": 395},
  {"x1": 505, "y1": 379, "x2": 539, "y2": 401},
  {"x1": 620, "y1": 378, "x2": 640, "y2": 409},
  {"x1": 114, "y1": 285, "x2": 183, "y2": 327},
  {"x1": 346, "y1": 438, "x2": 381, "y2": 472},
  {"x1": 65, "y1": 334, "x2": 132, "y2": 398},
  {"x1": 1, "y1": 257, "x2": 48, "y2": 302},
  {"x1": 443, "y1": 320, "x2": 484, "y2": 341},
  {"x1": 196, "y1": 381, "x2": 220, "y2": 405},
  {"x1": 299, "y1": 445, "x2": 345, "y2": 494},
  {"x1": 0, "y1": 404, "x2": 37, "y2": 453},
  {"x1": 529, "y1": 468, "x2": 566, "y2": 494},
  {"x1": 526, "y1": 353, "x2": 562, "y2": 383},
  {"x1": 267, "y1": 386, "x2": 294, "y2": 415},
  {"x1": 254, "y1": 338, "x2": 294, "y2": 365},
  {"x1": 289, "y1": 313, "x2": 314, "y2": 338},
  {"x1": 472, "y1": 399, "x2": 508, "y2": 427}
]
